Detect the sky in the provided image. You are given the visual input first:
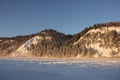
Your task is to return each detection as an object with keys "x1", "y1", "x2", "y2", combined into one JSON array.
[{"x1": 0, "y1": 0, "x2": 120, "y2": 37}]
